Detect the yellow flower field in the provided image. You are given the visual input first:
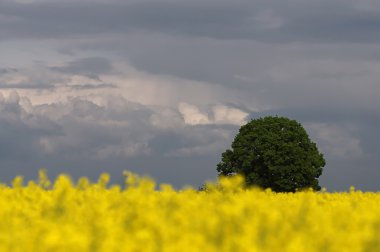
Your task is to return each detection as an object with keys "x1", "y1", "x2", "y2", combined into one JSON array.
[{"x1": 0, "y1": 171, "x2": 379, "y2": 252}]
